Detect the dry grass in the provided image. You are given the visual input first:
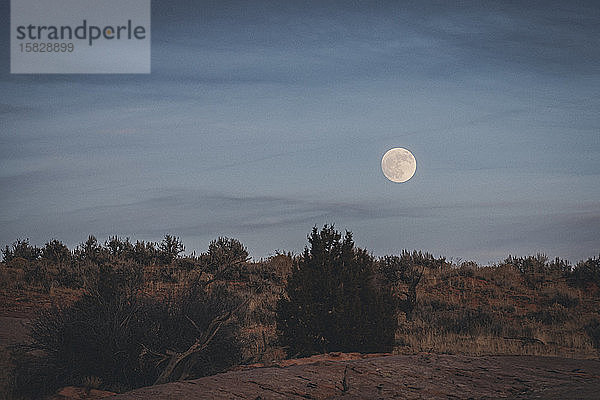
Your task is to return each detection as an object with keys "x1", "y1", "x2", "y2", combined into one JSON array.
[
  {"x1": 393, "y1": 263, "x2": 599, "y2": 359},
  {"x1": 396, "y1": 331, "x2": 594, "y2": 357}
]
